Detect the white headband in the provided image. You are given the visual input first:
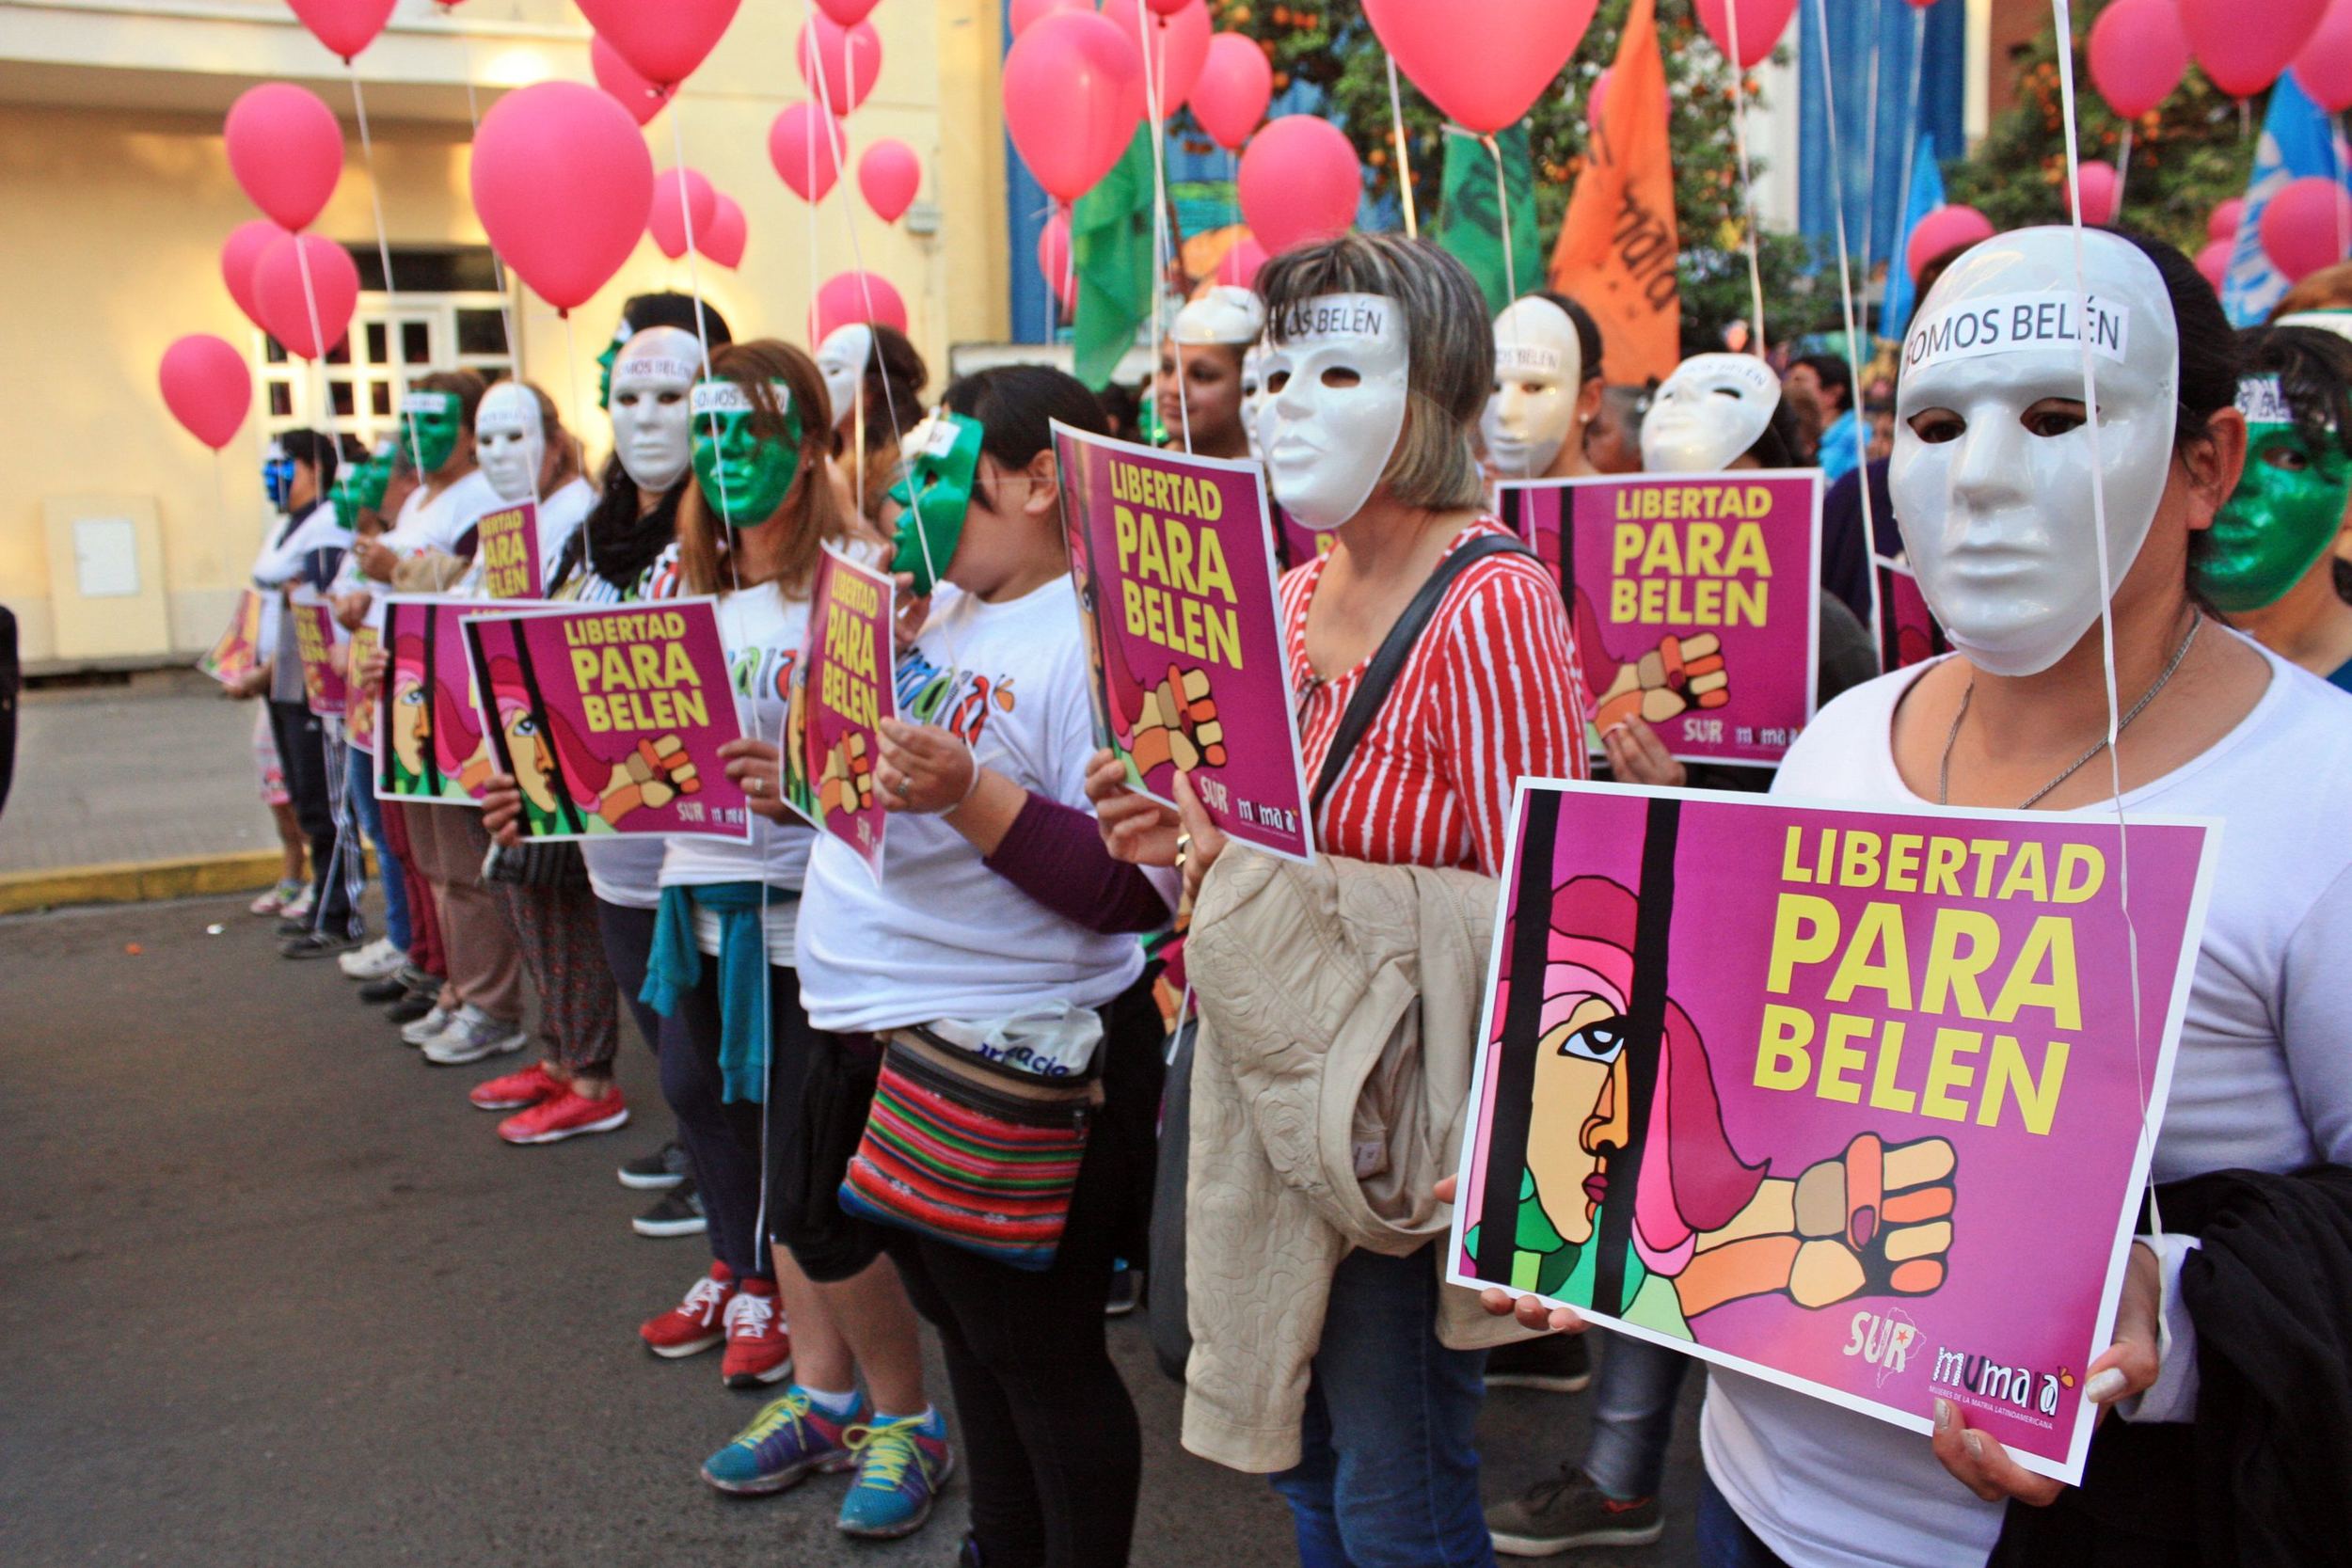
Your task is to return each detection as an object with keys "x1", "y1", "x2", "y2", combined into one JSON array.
[
  {"x1": 613, "y1": 356, "x2": 700, "y2": 386},
  {"x1": 400, "y1": 390, "x2": 453, "y2": 414},
  {"x1": 1902, "y1": 291, "x2": 2132, "y2": 373},
  {"x1": 1277, "y1": 293, "x2": 1404, "y2": 346},
  {"x1": 1174, "y1": 286, "x2": 1267, "y2": 347},
  {"x1": 691, "y1": 381, "x2": 791, "y2": 417},
  {"x1": 2237, "y1": 375, "x2": 2294, "y2": 425}
]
